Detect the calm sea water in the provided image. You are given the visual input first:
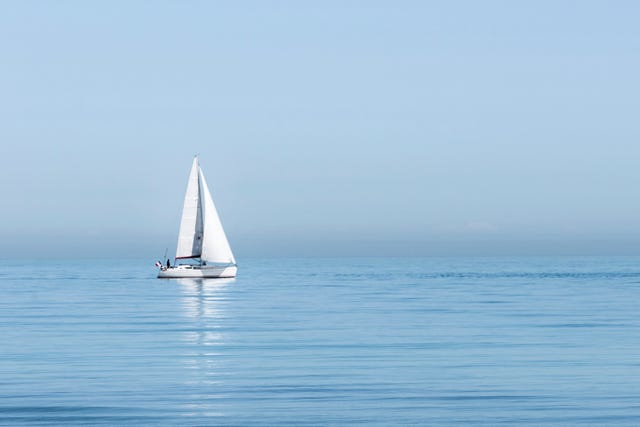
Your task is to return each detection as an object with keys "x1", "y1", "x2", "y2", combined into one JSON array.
[{"x1": 1, "y1": 257, "x2": 639, "y2": 426}]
